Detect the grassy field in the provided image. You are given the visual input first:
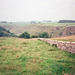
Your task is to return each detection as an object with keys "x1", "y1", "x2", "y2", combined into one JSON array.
[
  {"x1": 0, "y1": 22, "x2": 75, "y2": 26},
  {"x1": 0, "y1": 22, "x2": 30, "y2": 26},
  {"x1": 51, "y1": 35, "x2": 75, "y2": 42},
  {"x1": 0, "y1": 37, "x2": 75, "y2": 75},
  {"x1": 43, "y1": 23, "x2": 75, "y2": 26}
]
